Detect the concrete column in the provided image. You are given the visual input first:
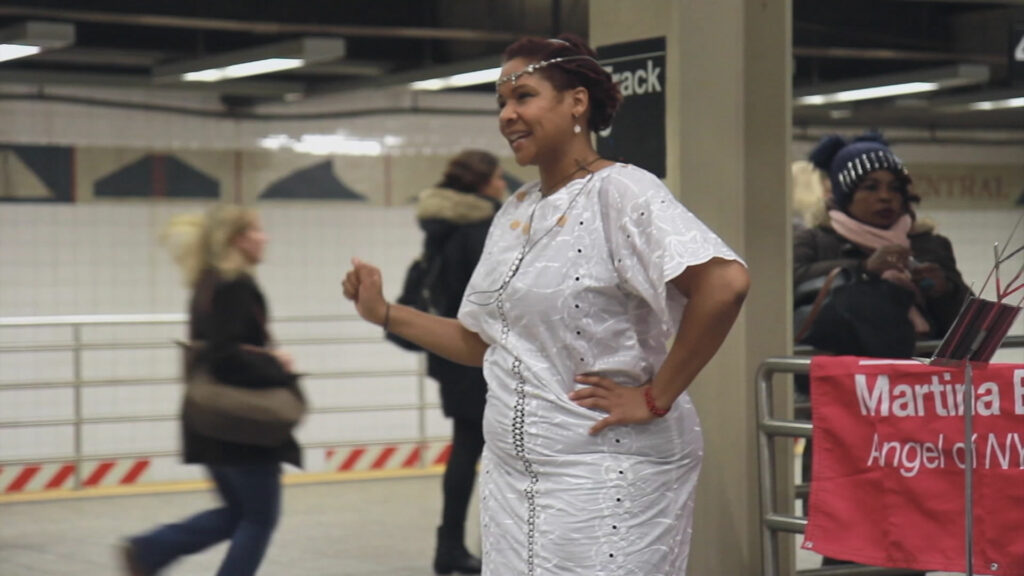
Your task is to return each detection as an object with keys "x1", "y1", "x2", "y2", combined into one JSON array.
[{"x1": 591, "y1": 1, "x2": 793, "y2": 574}]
